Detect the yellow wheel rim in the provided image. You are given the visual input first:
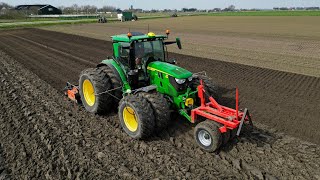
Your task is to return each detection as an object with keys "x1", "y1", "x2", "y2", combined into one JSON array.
[
  {"x1": 123, "y1": 107, "x2": 138, "y2": 132},
  {"x1": 82, "y1": 79, "x2": 95, "y2": 106}
]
